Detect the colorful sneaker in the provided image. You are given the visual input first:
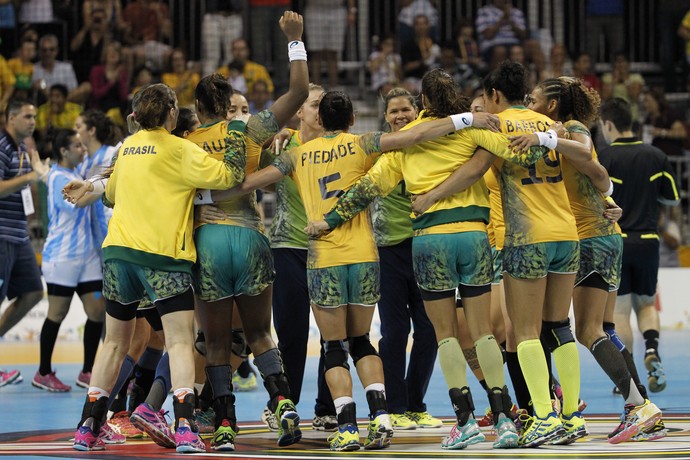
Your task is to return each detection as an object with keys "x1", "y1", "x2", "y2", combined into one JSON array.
[
  {"x1": 478, "y1": 407, "x2": 494, "y2": 427},
  {"x1": 32, "y1": 370, "x2": 71, "y2": 392},
  {"x1": 130, "y1": 402, "x2": 175, "y2": 448},
  {"x1": 390, "y1": 413, "x2": 417, "y2": 430},
  {"x1": 645, "y1": 351, "x2": 667, "y2": 393},
  {"x1": 175, "y1": 418, "x2": 206, "y2": 453},
  {"x1": 232, "y1": 372, "x2": 258, "y2": 392},
  {"x1": 76, "y1": 371, "x2": 91, "y2": 389},
  {"x1": 406, "y1": 411, "x2": 443, "y2": 428},
  {"x1": 73, "y1": 424, "x2": 105, "y2": 451},
  {"x1": 363, "y1": 411, "x2": 394, "y2": 450},
  {"x1": 517, "y1": 412, "x2": 565, "y2": 448},
  {"x1": 109, "y1": 411, "x2": 143, "y2": 439},
  {"x1": 552, "y1": 411, "x2": 587, "y2": 445},
  {"x1": 262, "y1": 405, "x2": 279, "y2": 432},
  {"x1": 0, "y1": 369, "x2": 22, "y2": 387},
  {"x1": 441, "y1": 418, "x2": 485, "y2": 450},
  {"x1": 608, "y1": 400, "x2": 662, "y2": 444},
  {"x1": 493, "y1": 413, "x2": 519, "y2": 448},
  {"x1": 100, "y1": 422, "x2": 126, "y2": 444},
  {"x1": 276, "y1": 399, "x2": 302, "y2": 446},
  {"x1": 195, "y1": 407, "x2": 216, "y2": 434},
  {"x1": 312, "y1": 414, "x2": 338, "y2": 432},
  {"x1": 631, "y1": 418, "x2": 667, "y2": 441},
  {"x1": 328, "y1": 423, "x2": 360, "y2": 451},
  {"x1": 211, "y1": 419, "x2": 237, "y2": 451}
]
